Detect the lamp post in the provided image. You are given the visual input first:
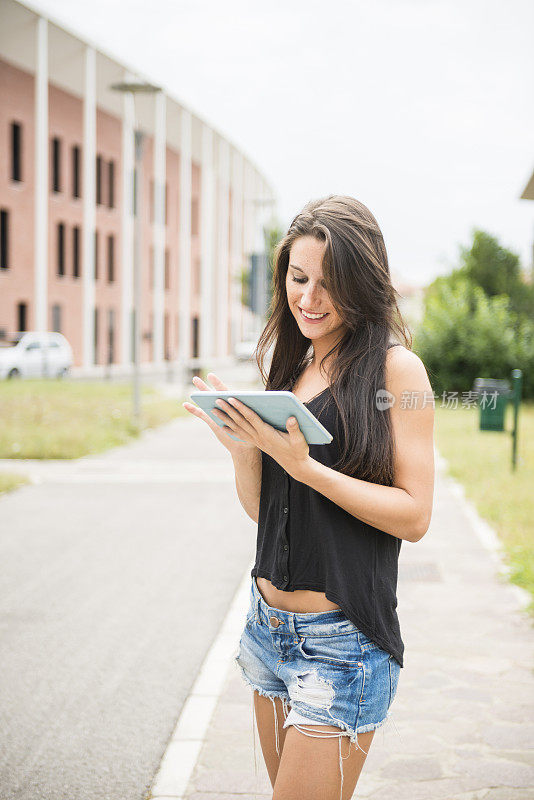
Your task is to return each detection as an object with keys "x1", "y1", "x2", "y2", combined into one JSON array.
[{"x1": 110, "y1": 80, "x2": 161, "y2": 422}]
